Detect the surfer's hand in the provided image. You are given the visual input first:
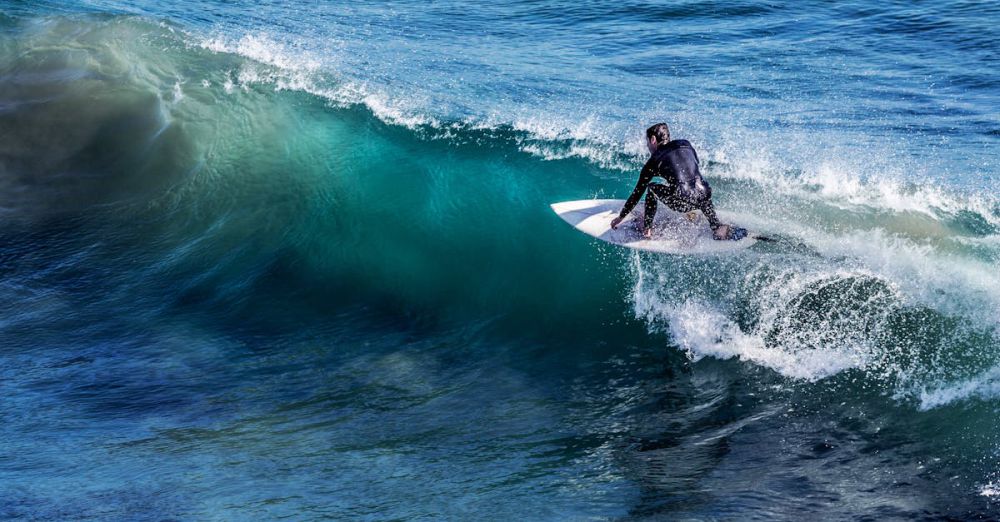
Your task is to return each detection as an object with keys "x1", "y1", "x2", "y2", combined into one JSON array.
[
  {"x1": 610, "y1": 216, "x2": 624, "y2": 229},
  {"x1": 712, "y1": 224, "x2": 731, "y2": 240}
]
